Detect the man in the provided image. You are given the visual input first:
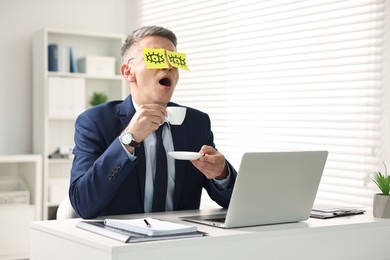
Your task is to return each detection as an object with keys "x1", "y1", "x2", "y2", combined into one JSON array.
[{"x1": 69, "y1": 26, "x2": 237, "y2": 219}]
